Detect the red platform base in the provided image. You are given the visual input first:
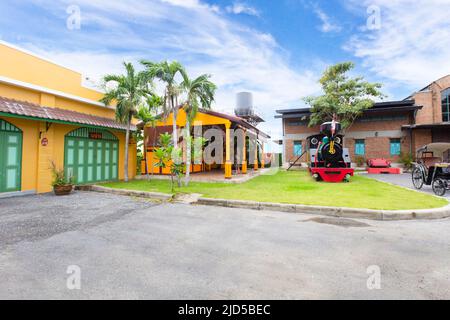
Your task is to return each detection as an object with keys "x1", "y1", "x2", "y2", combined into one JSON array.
[
  {"x1": 367, "y1": 167, "x2": 401, "y2": 174},
  {"x1": 309, "y1": 167, "x2": 354, "y2": 183}
]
